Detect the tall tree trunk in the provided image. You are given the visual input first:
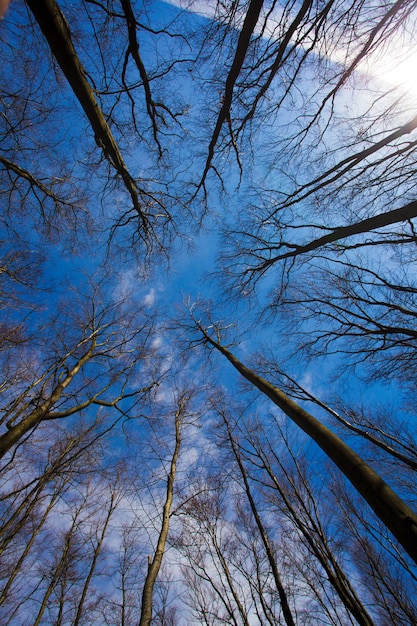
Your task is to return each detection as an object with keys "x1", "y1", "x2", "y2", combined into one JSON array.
[
  {"x1": 259, "y1": 200, "x2": 417, "y2": 267},
  {"x1": 221, "y1": 412, "x2": 296, "y2": 626},
  {"x1": 33, "y1": 529, "x2": 73, "y2": 626},
  {"x1": 25, "y1": 0, "x2": 148, "y2": 230},
  {"x1": 198, "y1": 326, "x2": 417, "y2": 564},
  {"x1": 0, "y1": 484, "x2": 61, "y2": 605},
  {"x1": 73, "y1": 492, "x2": 118, "y2": 626},
  {"x1": 197, "y1": 0, "x2": 264, "y2": 190},
  {"x1": 250, "y1": 429, "x2": 376, "y2": 626},
  {"x1": 138, "y1": 396, "x2": 185, "y2": 626}
]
